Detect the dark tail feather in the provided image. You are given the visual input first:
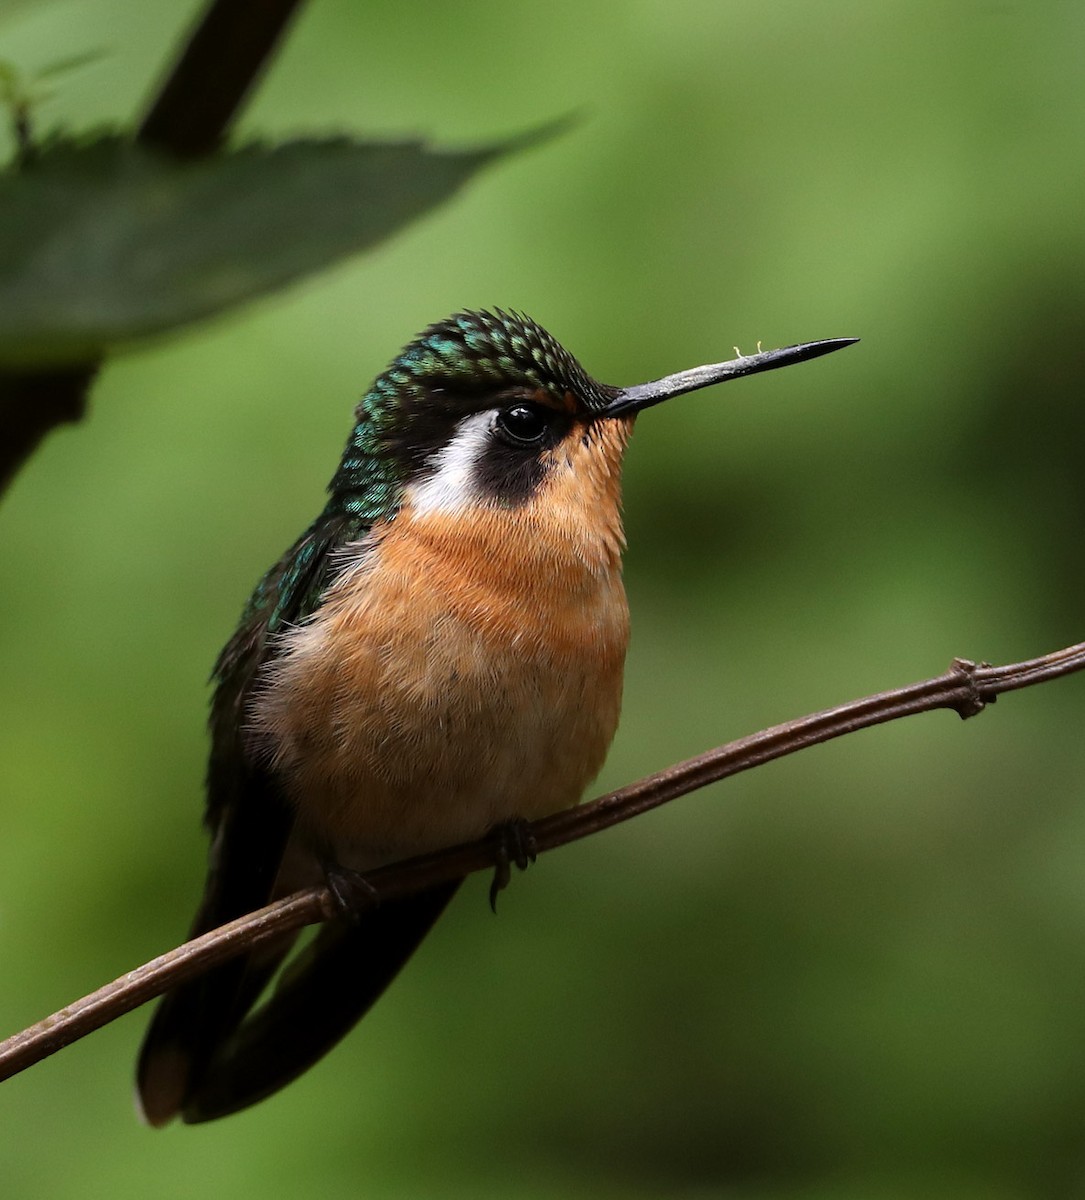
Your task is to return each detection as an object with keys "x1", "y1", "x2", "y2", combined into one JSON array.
[
  {"x1": 179, "y1": 879, "x2": 462, "y2": 1123},
  {"x1": 136, "y1": 773, "x2": 297, "y2": 1127},
  {"x1": 135, "y1": 918, "x2": 298, "y2": 1127}
]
